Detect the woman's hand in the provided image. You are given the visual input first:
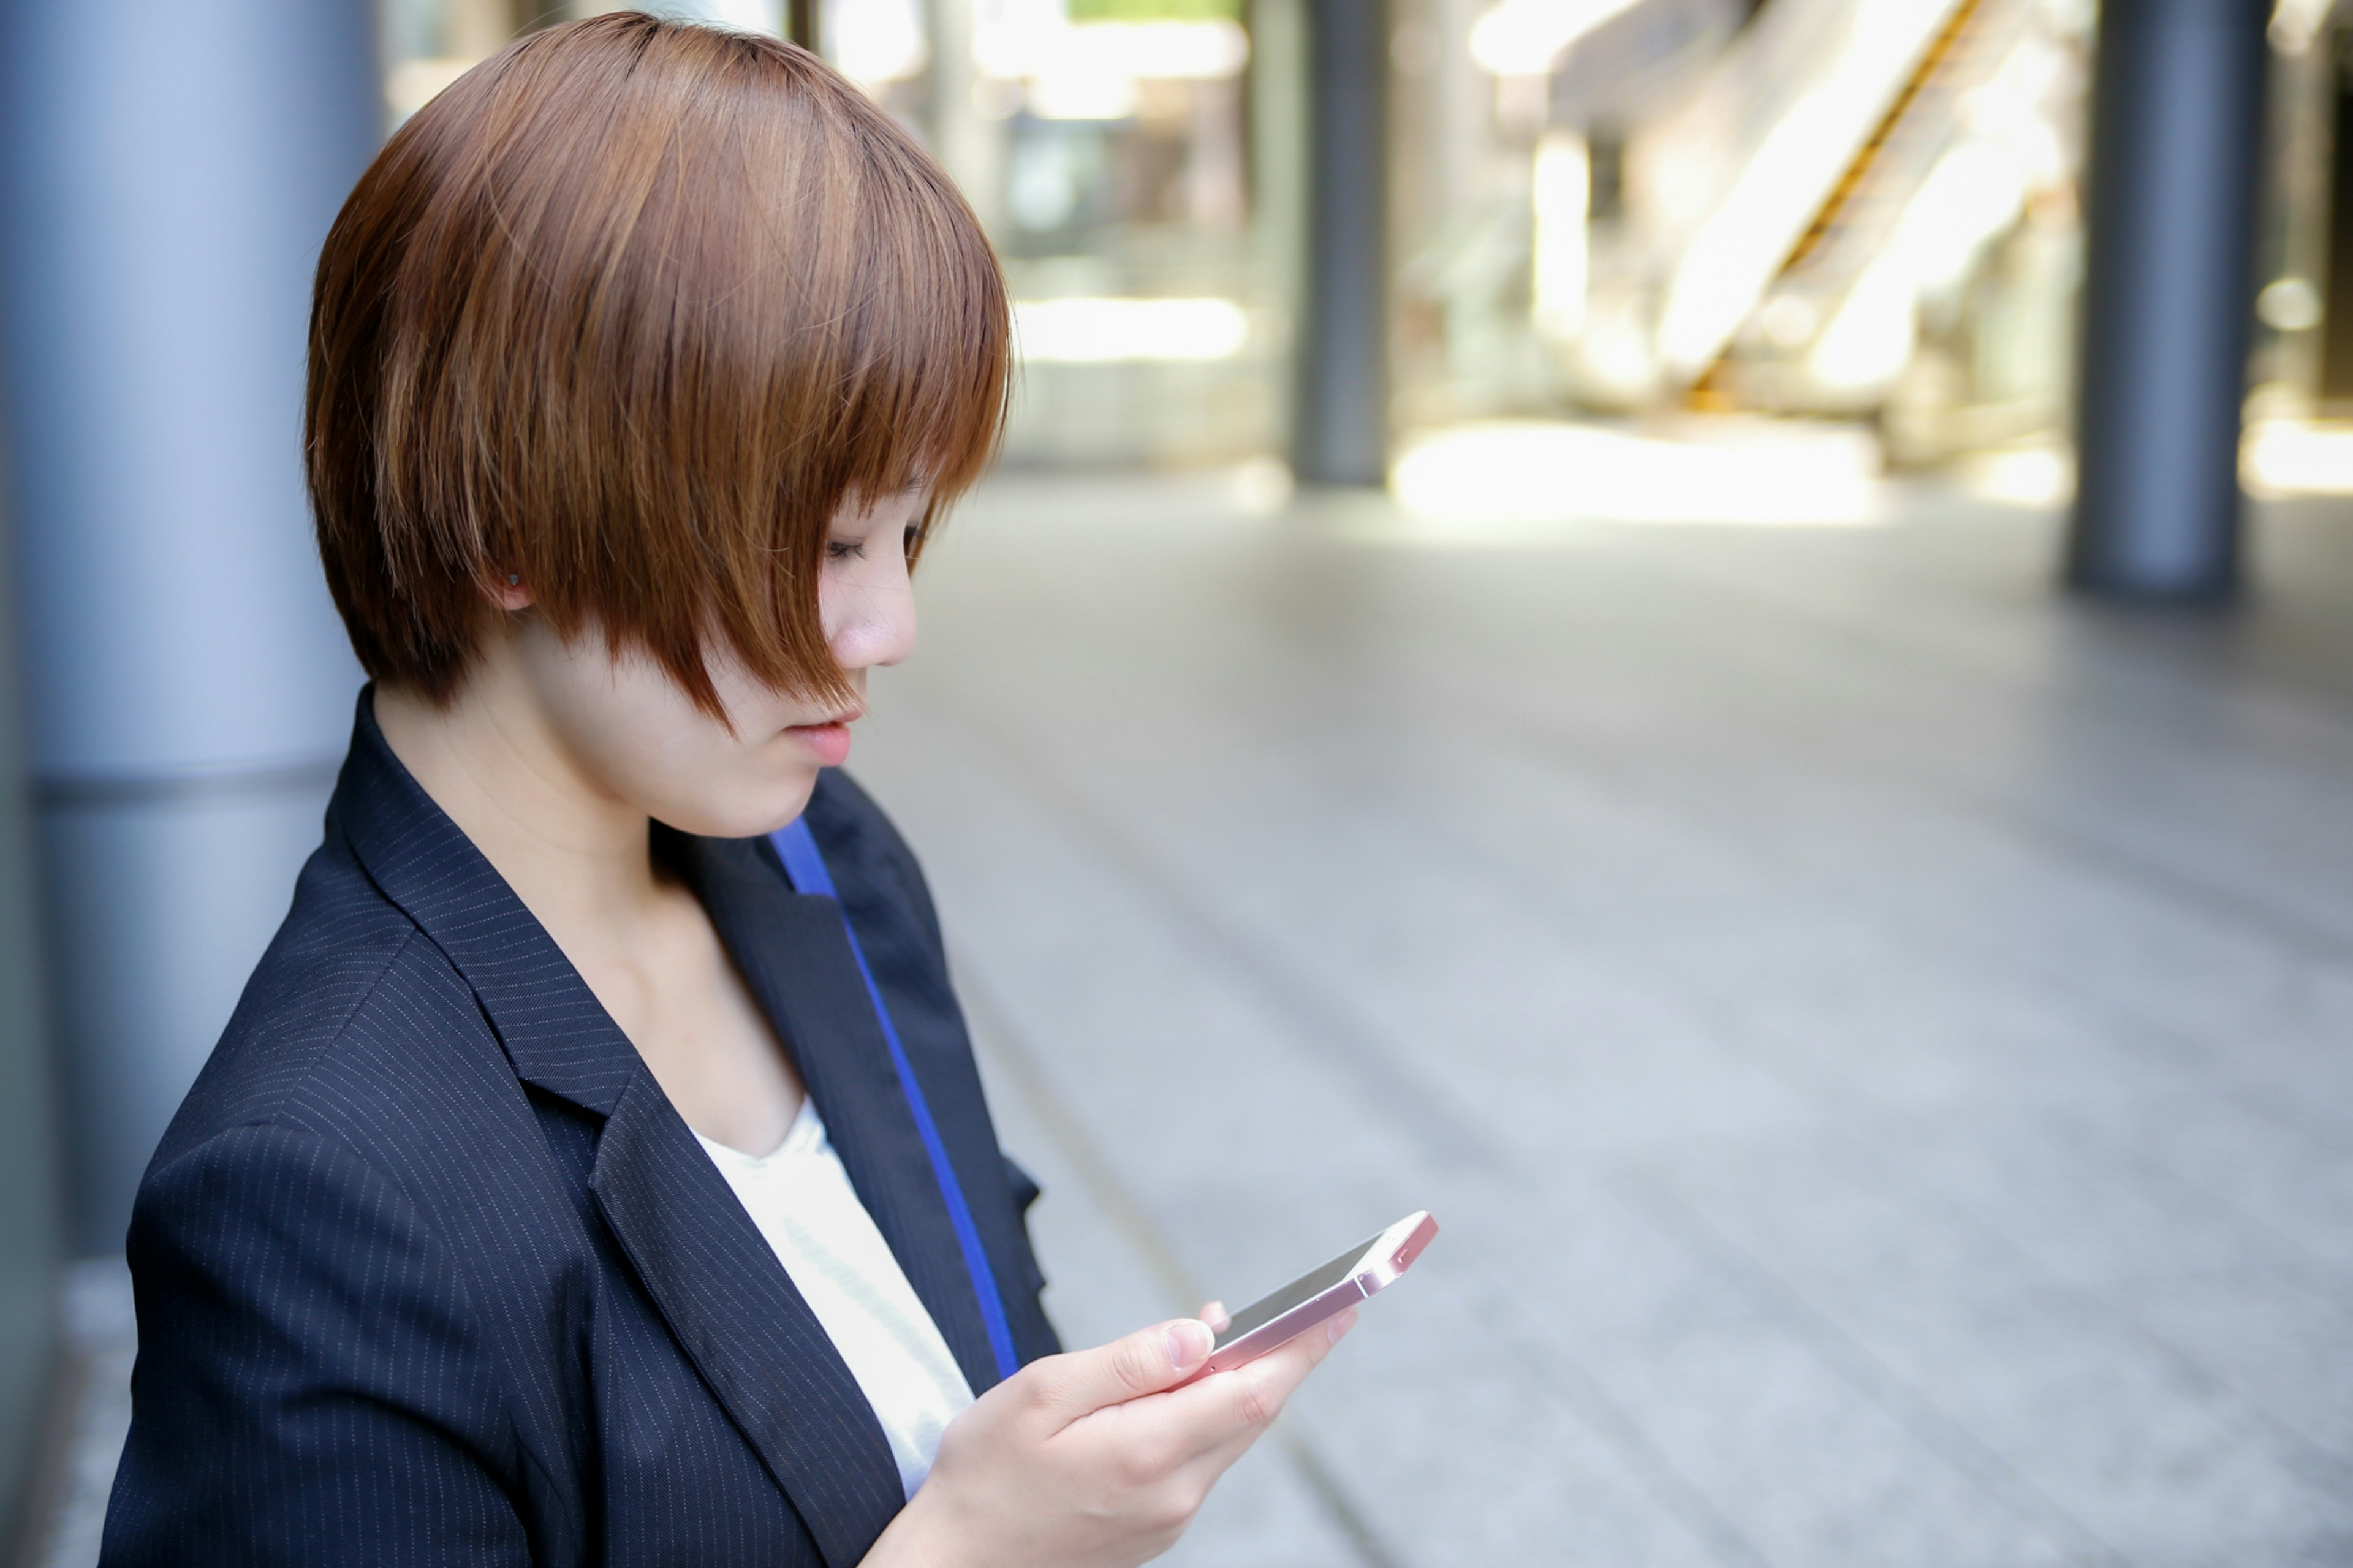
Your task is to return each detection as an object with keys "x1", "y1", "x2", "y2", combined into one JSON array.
[{"x1": 866, "y1": 1306, "x2": 1355, "y2": 1568}]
